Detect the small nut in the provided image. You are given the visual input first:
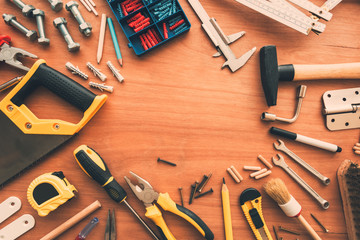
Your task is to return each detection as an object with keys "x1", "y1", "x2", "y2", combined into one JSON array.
[
  {"x1": 53, "y1": 17, "x2": 67, "y2": 27},
  {"x1": 50, "y1": 0, "x2": 63, "y2": 12},
  {"x1": 22, "y1": 4, "x2": 35, "y2": 17},
  {"x1": 65, "y1": 1, "x2": 79, "y2": 10},
  {"x1": 79, "y1": 22, "x2": 92, "y2": 36},
  {"x1": 32, "y1": 9, "x2": 45, "y2": 17},
  {"x1": 2, "y1": 14, "x2": 16, "y2": 25}
]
